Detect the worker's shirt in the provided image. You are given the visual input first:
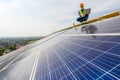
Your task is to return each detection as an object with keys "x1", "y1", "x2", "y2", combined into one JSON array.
[{"x1": 78, "y1": 8, "x2": 84, "y2": 17}]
